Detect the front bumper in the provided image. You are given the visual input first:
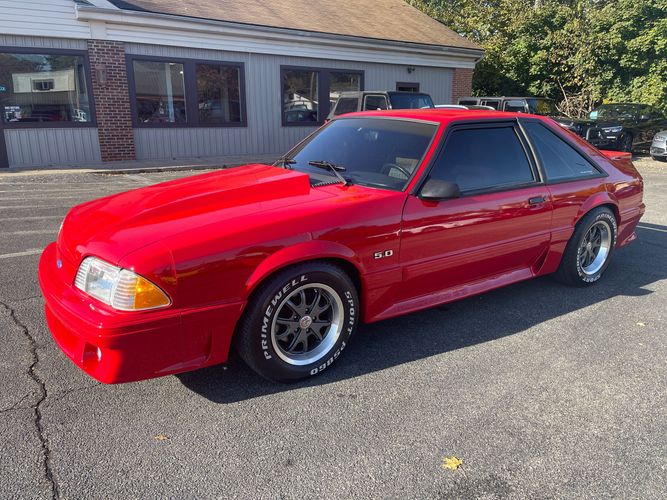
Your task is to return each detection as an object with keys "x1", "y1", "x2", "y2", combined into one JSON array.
[
  {"x1": 38, "y1": 243, "x2": 245, "y2": 383},
  {"x1": 650, "y1": 142, "x2": 667, "y2": 158},
  {"x1": 586, "y1": 128, "x2": 624, "y2": 150}
]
